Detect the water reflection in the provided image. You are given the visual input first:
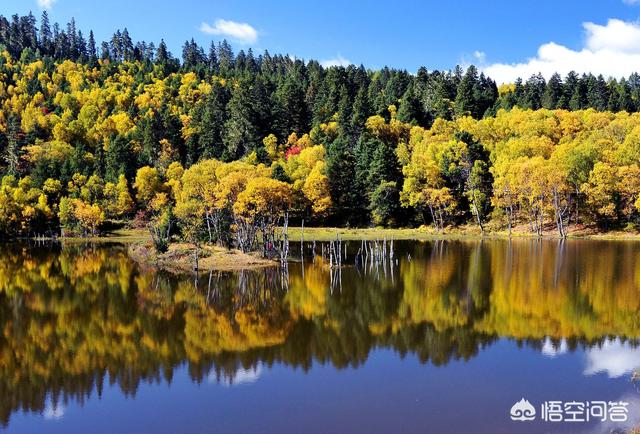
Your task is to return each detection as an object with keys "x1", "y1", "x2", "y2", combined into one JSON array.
[
  {"x1": 584, "y1": 339, "x2": 640, "y2": 378},
  {"x1": 0, "y1": 239, "x2": 639, "y2": 427}
]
